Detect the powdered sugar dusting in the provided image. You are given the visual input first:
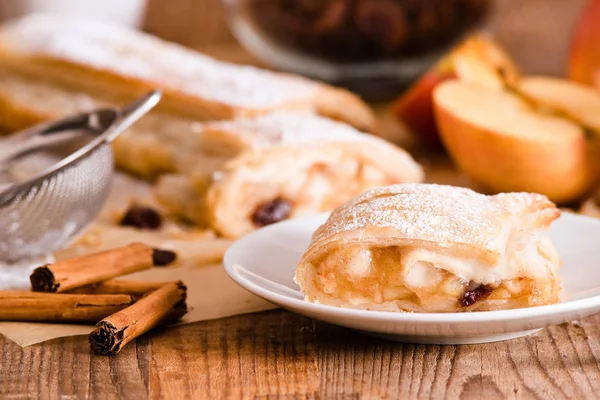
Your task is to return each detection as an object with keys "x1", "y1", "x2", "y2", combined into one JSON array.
[
  {"x1": 310, "y1": 184, "x2": 558, "y2": 259},
  {"x1": 205, "y1": 112, "x2": 371, "y2": 149},
  {"x1": 2, "y1": 15, "x2": 319, "y2": 108}
]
